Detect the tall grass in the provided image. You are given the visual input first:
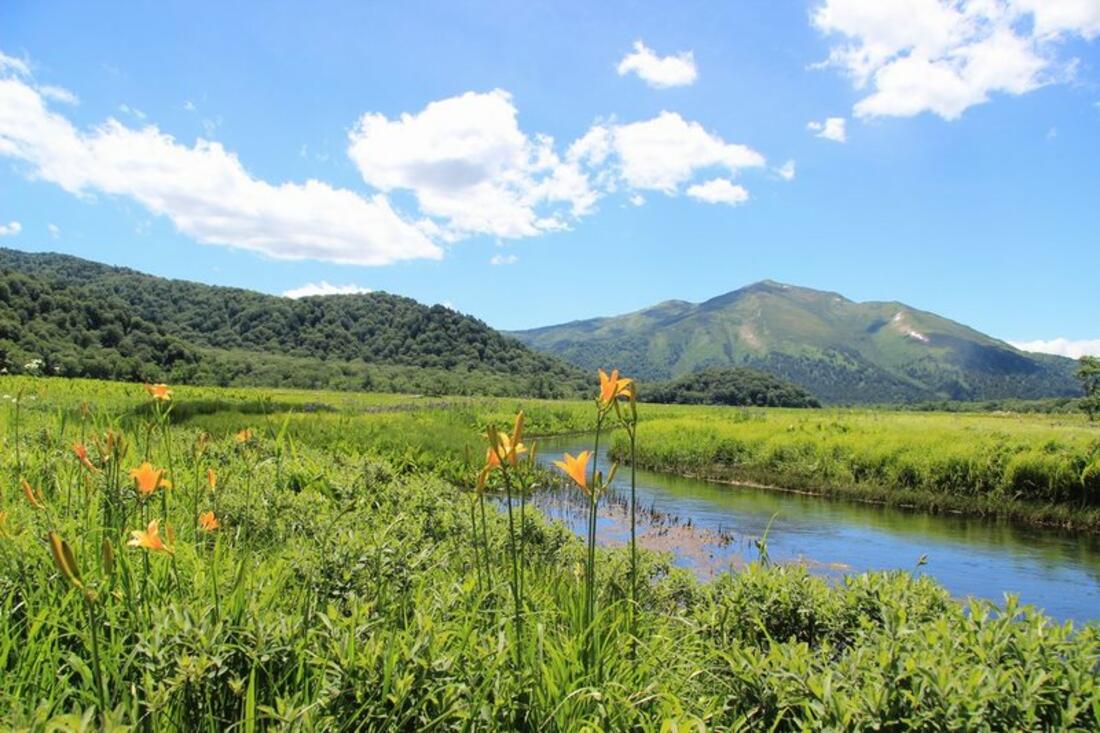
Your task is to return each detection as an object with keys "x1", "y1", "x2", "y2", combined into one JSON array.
[
  {"x1": 0, "y1": 376, "x2": 1097, "y2": 730},
  {"x1": 612, "y1": 408, "x2": 1100, "y2": 530}
]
